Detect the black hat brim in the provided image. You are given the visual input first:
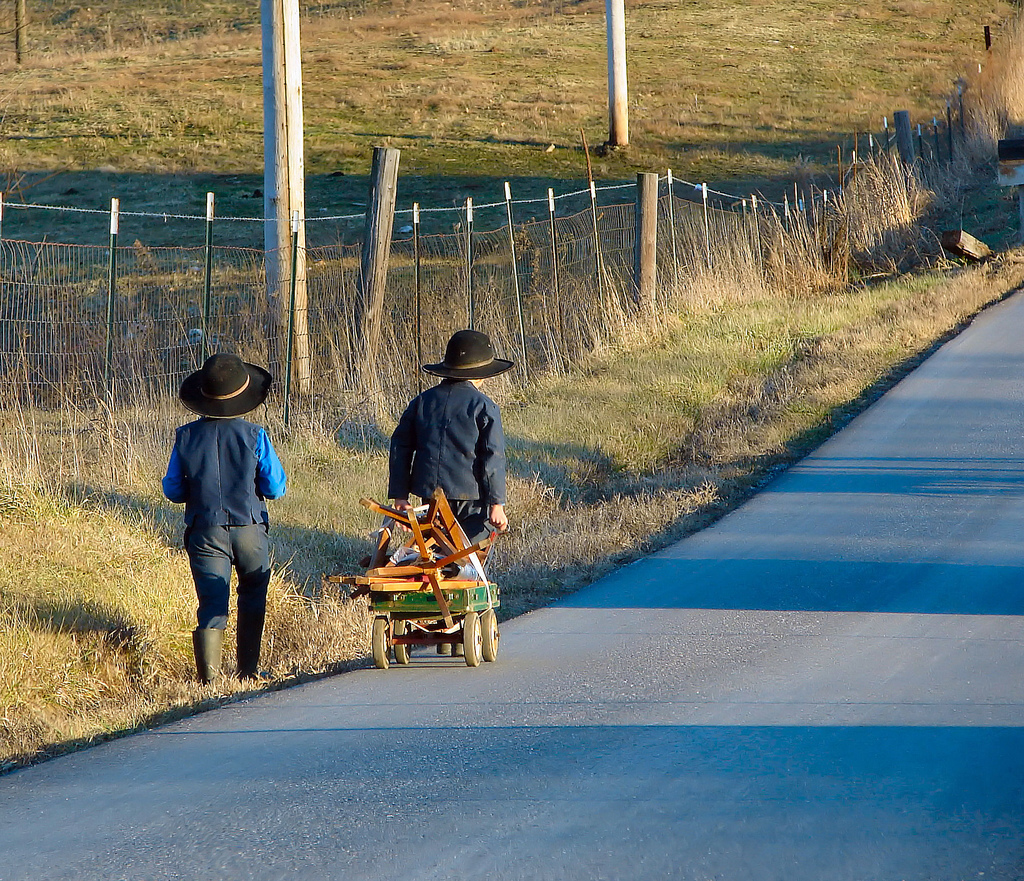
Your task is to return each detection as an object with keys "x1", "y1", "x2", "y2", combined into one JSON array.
[
  {"x1": 422, "y1": 358, "x2": 514, "y2": 380},
  {"x1": 179, "y1": 363, "x2": 273, "y2": 418}
]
